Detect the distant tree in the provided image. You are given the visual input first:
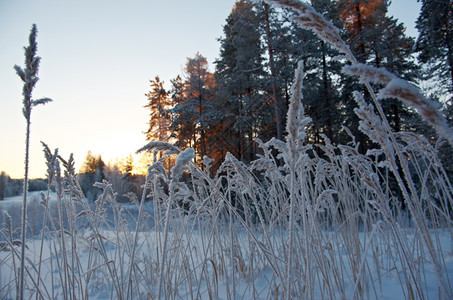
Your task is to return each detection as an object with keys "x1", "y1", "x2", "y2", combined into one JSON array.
[
  {"x1": 104, "y1": 162, "x2": 123, "y2": 194},
  {"x1": 0, "y1": 173, "x2": 23, "y2": 199},
  {"x1": 104, "y1": 155, "x2": 145, "y2": 203},
  {"x1": 123, "y1": 154, "x2": 134, "y2": 176},
  {"x1": 0, "y1": 171, "x2": 9, "y2": 200},
  {"x1": 28, "y1": 178, "x2": 47, "y2": 192},
  {"x1": 416, "y1": 0, "x2": 453, "y2": 96},
  {"x1": 80, "y1": 151, "x2": 106, "y2": 175},
  {"x1": 120, "y1": 154, "x2": 134, "y2": 197},
  {"x1": 78, "y1": 151, "x2": 106, "y2": 200}
]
